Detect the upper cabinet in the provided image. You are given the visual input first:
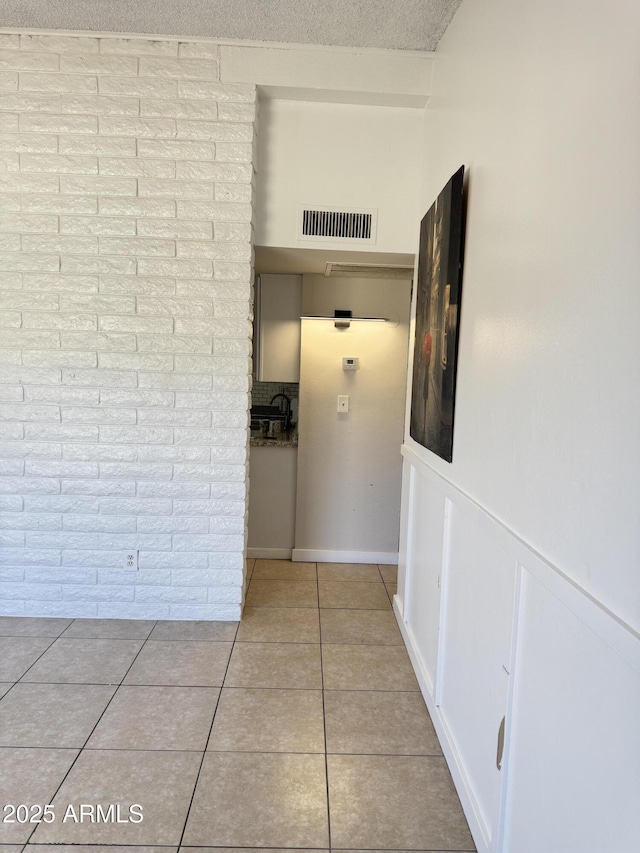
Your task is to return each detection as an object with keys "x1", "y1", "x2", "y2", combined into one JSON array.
[{"x1": 254, "y1": 274, "x2": 302, "y2": 383}]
